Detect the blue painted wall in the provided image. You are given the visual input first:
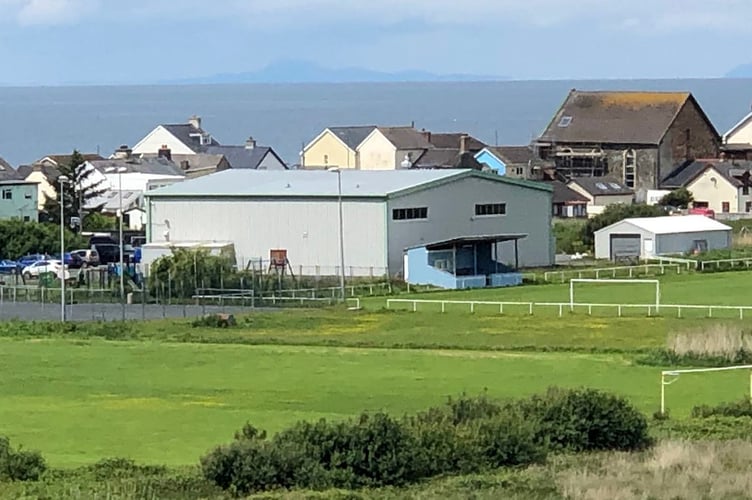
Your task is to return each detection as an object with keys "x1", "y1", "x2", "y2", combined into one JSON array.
[
  {"x1": 0, "y1": 182, "x2": 38, "y2": 222},
  {"x1": 406, "y1": 247, "x2": 458, "y2": 289},
  {"x1": 474, "y1": 150, "x2": 506, "y2": 175}
]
